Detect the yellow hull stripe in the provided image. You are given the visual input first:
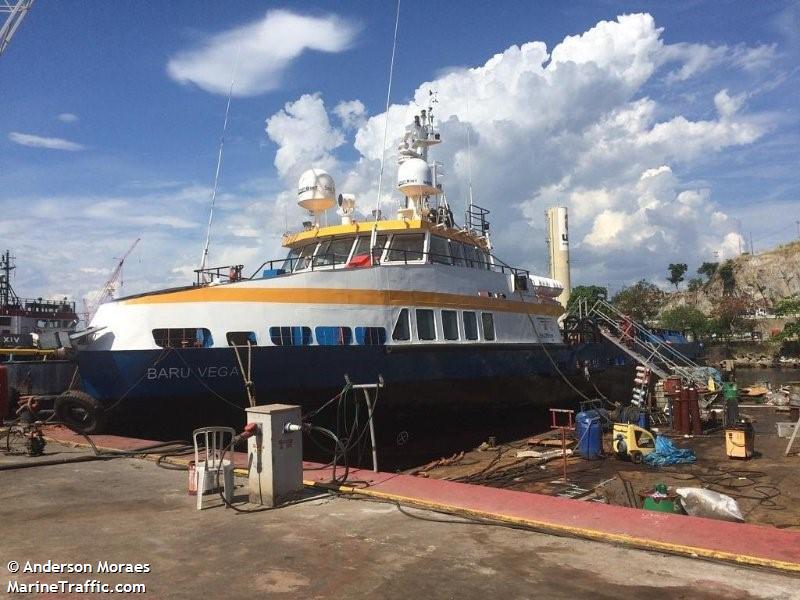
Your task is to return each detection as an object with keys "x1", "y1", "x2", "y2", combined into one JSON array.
[{"x1": 124, "y1": 287, "x2": 563, "y2": 316}]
